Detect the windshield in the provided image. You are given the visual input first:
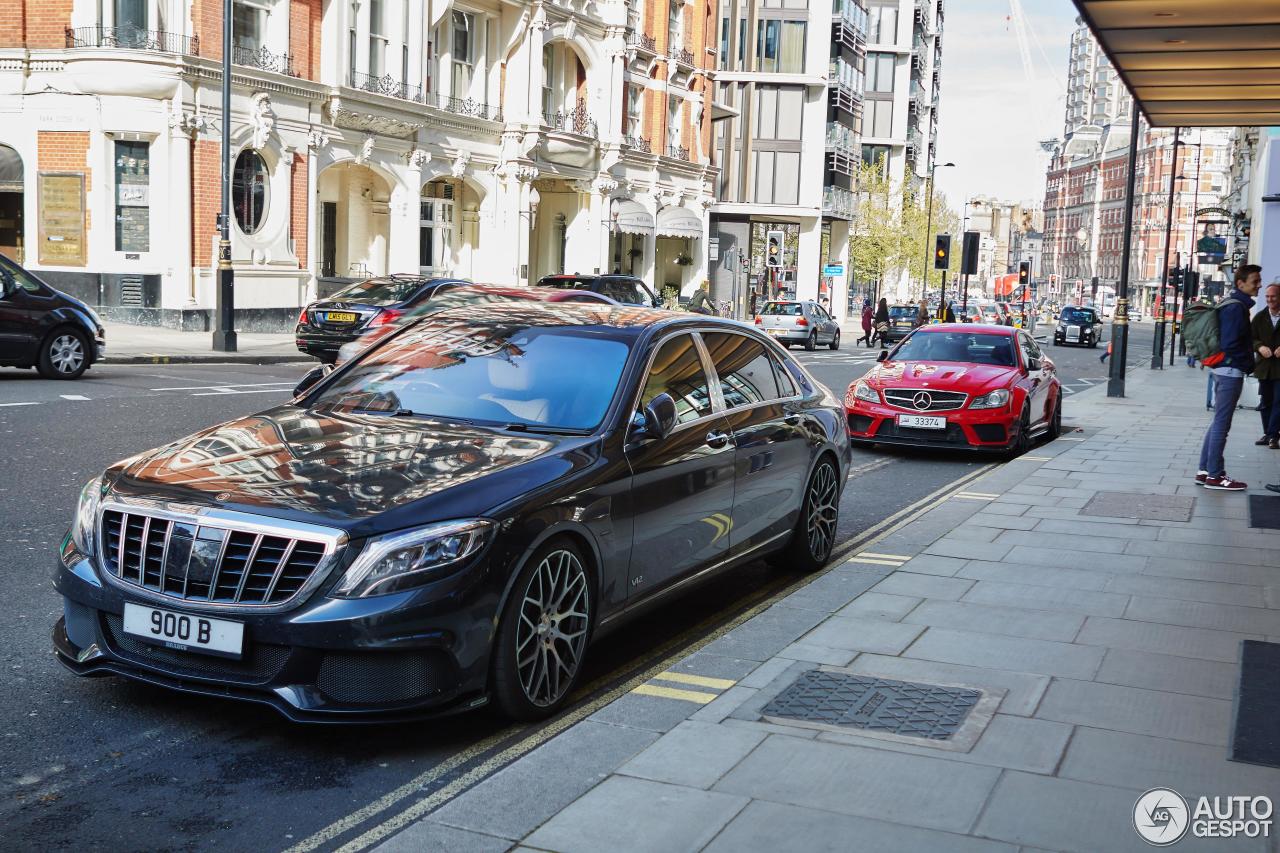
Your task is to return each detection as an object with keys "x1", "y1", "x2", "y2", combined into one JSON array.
[
  {"x1": 334, "y1": 277, "x2": 433, "y2": 306},
  {"x1": 311, "y1": 316, "x2": 631, "y2": 431},
  {"x1": 1061, "y1": 307, "x2": 1096, "y2": 324},
  {"x1": 891, "y1": 331, "x2": 1018, "y2": 367},
  {"x1": 889, "y1": 305, "x2": 916, "y2": 318},
  {"x1": 761, "y1": 302, "x2": 803, "y2": 316}
]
